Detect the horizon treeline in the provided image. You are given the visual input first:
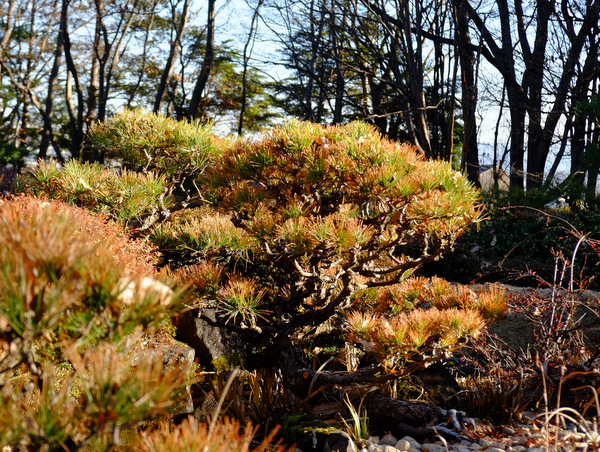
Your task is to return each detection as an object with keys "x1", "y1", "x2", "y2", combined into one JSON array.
[{"x1": 0, "y1": 0, "x2": 599, "y2": 201}]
